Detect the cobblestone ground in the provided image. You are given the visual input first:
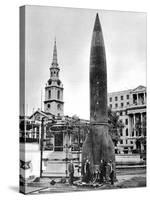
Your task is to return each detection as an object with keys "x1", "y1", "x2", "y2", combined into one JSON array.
[{"x1": 23, "y1": 168, "x2": 146, "y2": 194}]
